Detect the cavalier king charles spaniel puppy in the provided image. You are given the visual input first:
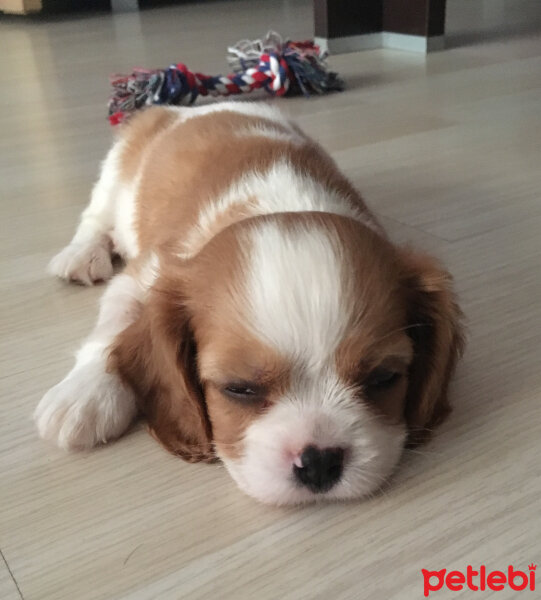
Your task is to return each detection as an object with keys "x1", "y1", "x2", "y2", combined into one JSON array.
[{"x1": 34, "y1": 102, "x2": 464, "y2": 505}]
